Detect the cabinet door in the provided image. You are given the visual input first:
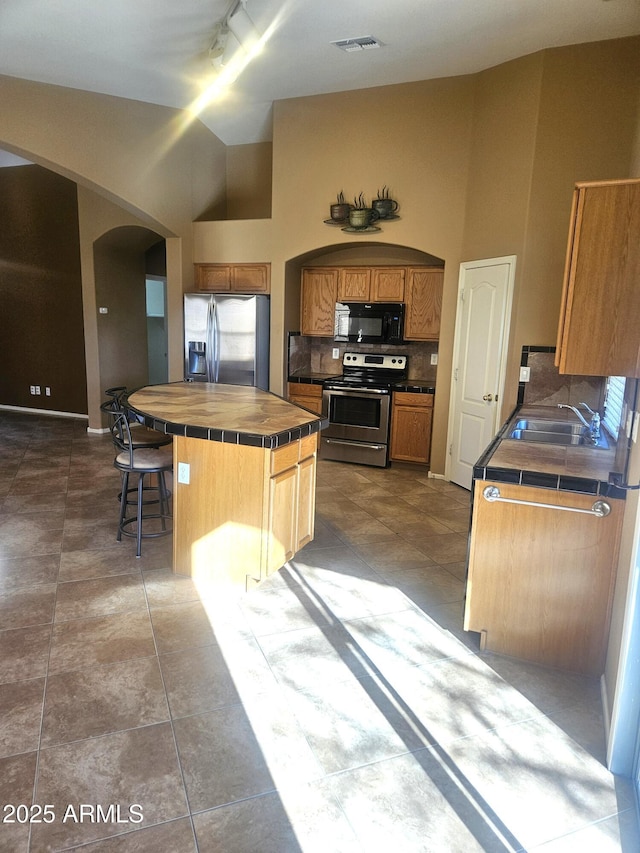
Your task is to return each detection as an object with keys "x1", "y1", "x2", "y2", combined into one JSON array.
[
  {"x1": 231, "y1": 264, "x2": 270, "y2": 293},
  {"x1": 338, "y1": 268, "x2": 371, "y2": 302},
  {"x1": 556, "y1": 180, "x2": 640, "y2": 377},
  {"x1": 296, "y1": 455, "x2": 316, "y2": 550},
  {"x1": 404, "y1": 268, "x2": 443, "y2": 340},
  {"x1": 194, "y1": 263, "x2": 270, "y2": 294},
  {"x1": 464, "y1": 480, "x2": 623, "y2": 675},
  {"x1": 288, "y1": 383, "x2": 324, "y2": 415},
  {"x1": 301, "y1": 269, "x2": 338, "y2": 336},
  {"x1": 267, "y1": 466, "x2": 298, "y2": 575},
  {"x1": 390, "y1": 395, "x2": 433, "y2": 464},
  {"x1": 195, "y1": 264, "x2": 231, "y2": 292},
  {"x1": 371, "y1": 268, "x2": 405, "y2": 302}
]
